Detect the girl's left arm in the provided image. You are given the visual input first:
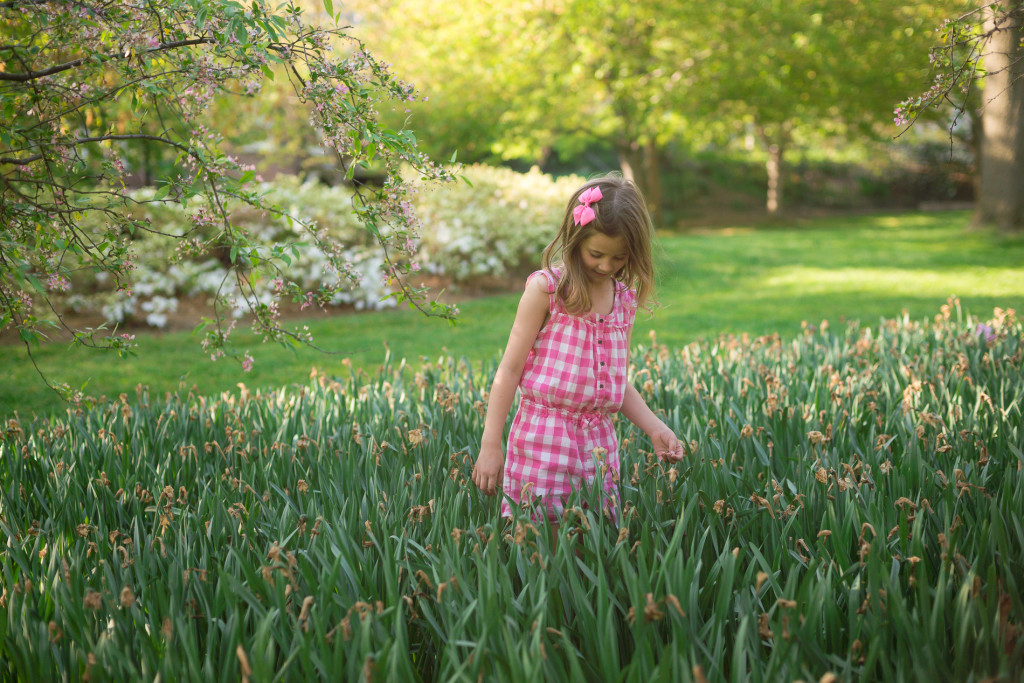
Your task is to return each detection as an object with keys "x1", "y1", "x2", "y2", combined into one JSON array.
[{"x1": 618, "y1": 330, "x2": 684, "y2": 462}]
